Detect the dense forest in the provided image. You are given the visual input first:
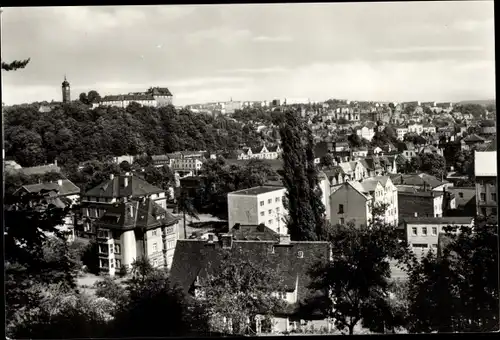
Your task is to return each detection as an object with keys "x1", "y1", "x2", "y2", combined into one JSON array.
[{"x1": 4, "y1": 102, "x2": 263, "y2": 168}]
